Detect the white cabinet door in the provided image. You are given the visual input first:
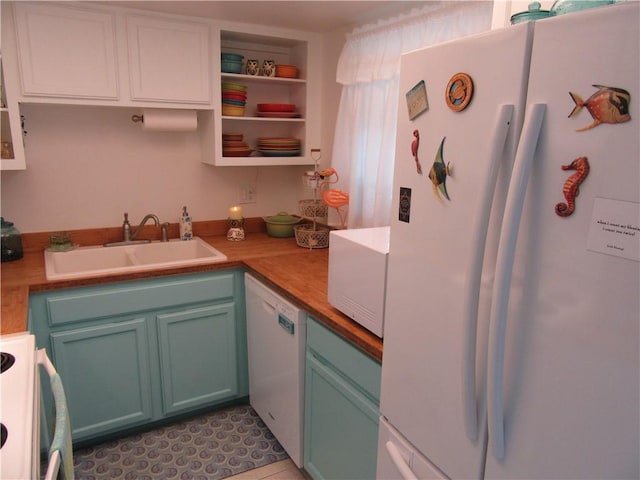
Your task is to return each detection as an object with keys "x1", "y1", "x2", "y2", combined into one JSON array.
[
  {"x1": 126, "y1": 15, "x2": 211, "y2": 104},
  {"x1": 13, "y1": 3, "x2": 119, "y2": 100}
]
